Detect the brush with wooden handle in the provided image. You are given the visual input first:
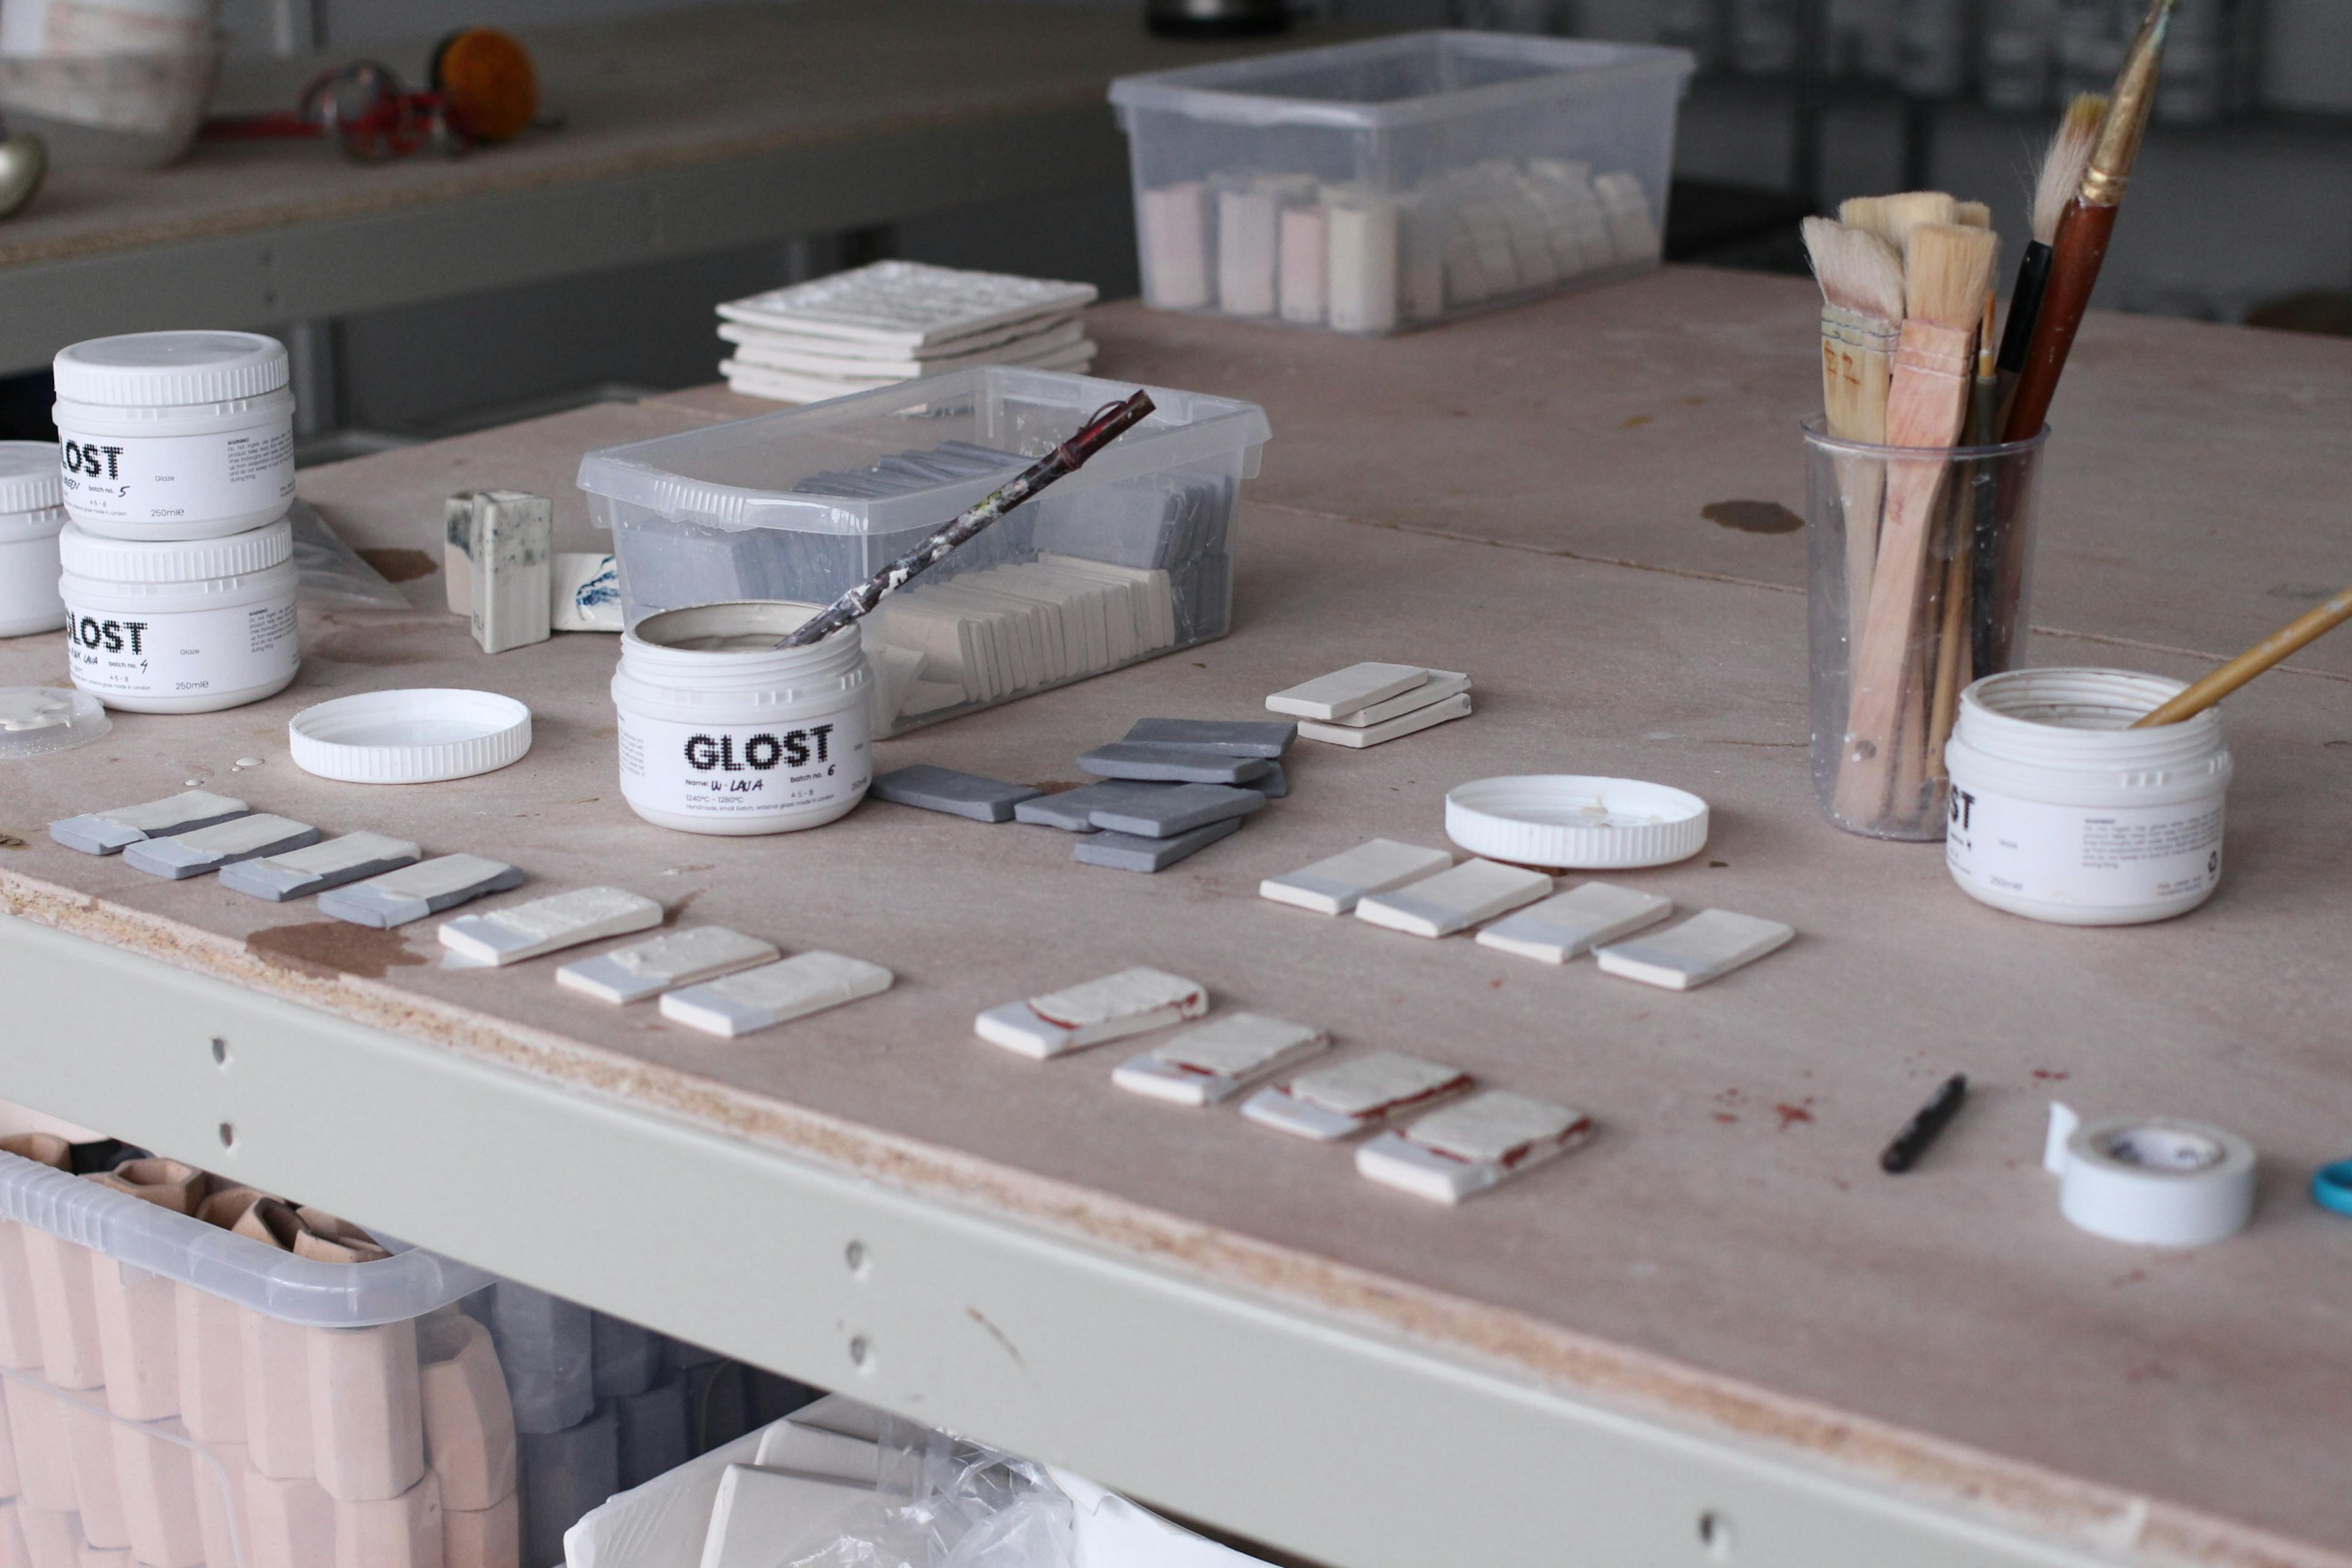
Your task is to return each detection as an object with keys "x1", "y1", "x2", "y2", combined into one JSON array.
[
  {"x1": 1833, "y1": 222, "x2": 2002, "y2": 831},
  {"x1": 2001, "y1": 1, "x2": 2173, "y2": 446},
  {"x1": 2132, "y1": 586, "x2": 2352, "y2": 728},
  {"x1": 1801, "y1": 218, "x2": 1904, "y2": 645},
  {"x1": 1994, "y1": 94, "x2": 2107, "y2": 424}
]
